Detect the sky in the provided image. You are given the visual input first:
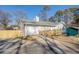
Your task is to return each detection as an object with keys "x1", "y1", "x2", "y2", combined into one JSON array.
[{"x1": 0, "y1": 5, "x2": 79, "y2": 24}]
